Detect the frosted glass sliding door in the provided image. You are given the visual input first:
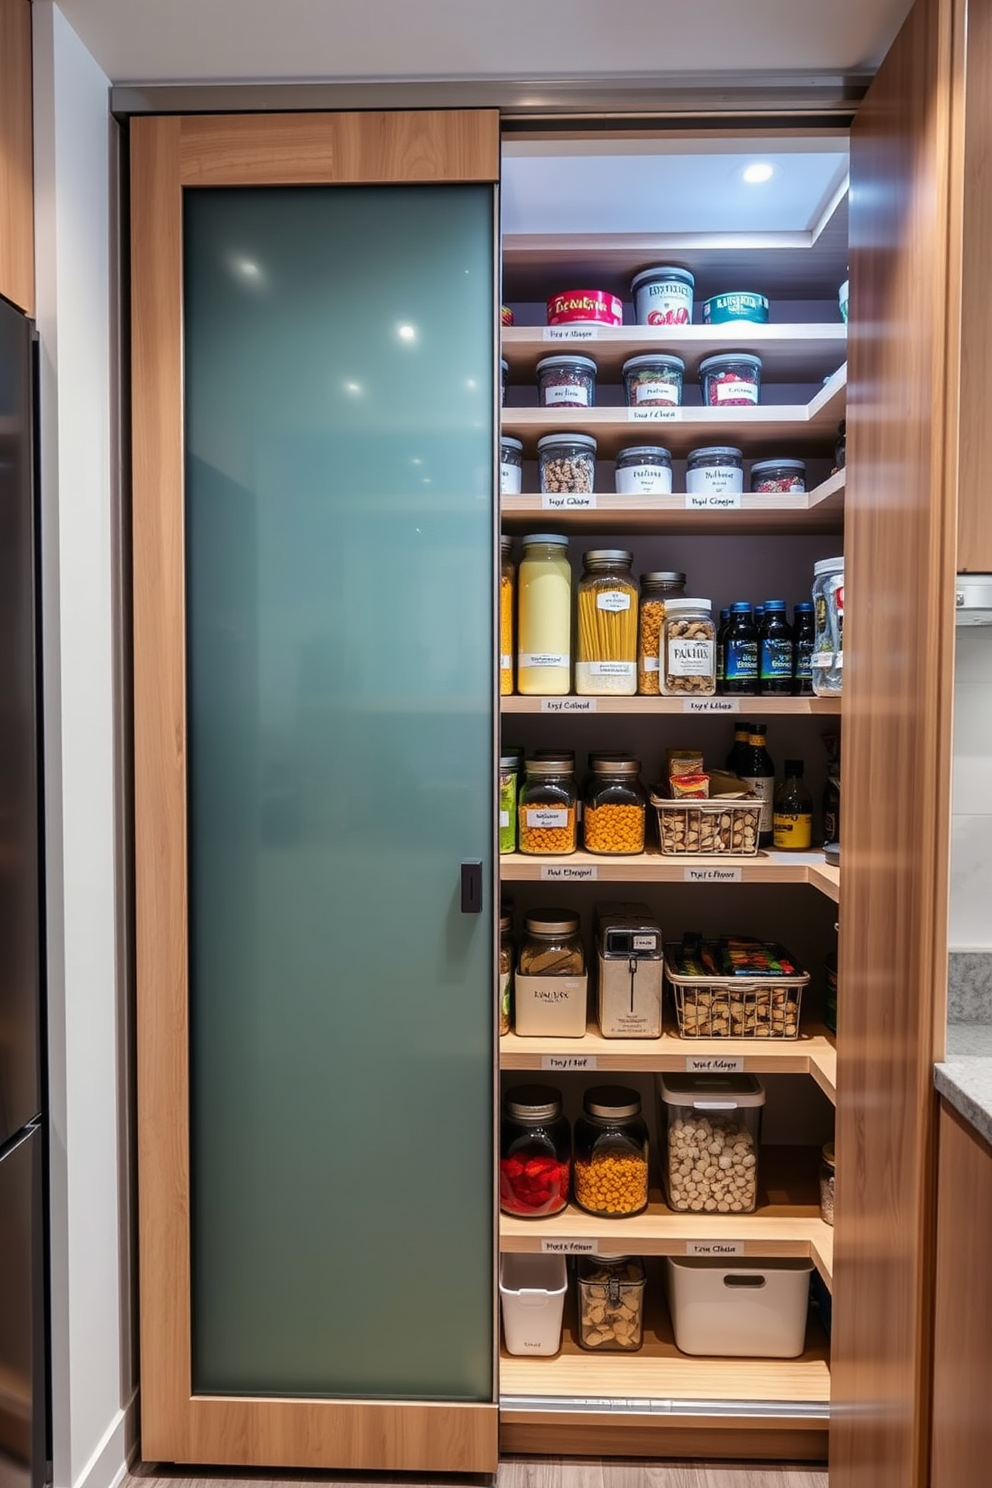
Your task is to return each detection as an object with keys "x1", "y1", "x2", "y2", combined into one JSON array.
[{"x1": 183, "y1": 184, "x2": 495, "y2": 1401}]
